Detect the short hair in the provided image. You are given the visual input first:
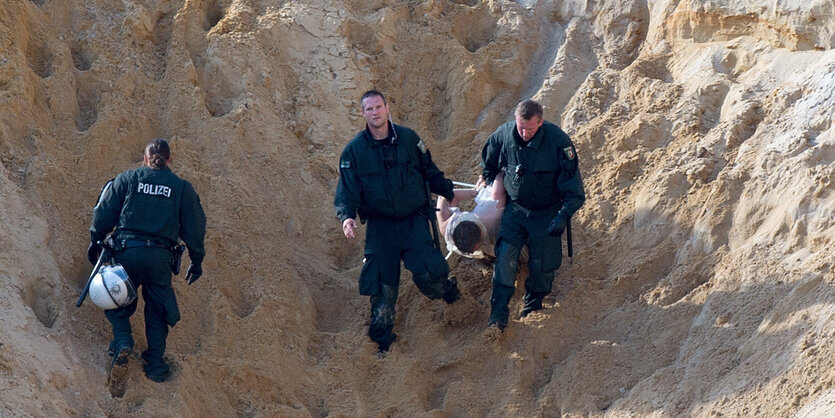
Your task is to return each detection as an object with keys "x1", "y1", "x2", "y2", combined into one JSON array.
[
  {"x1": 145, "y1": 138, "x2": 170, "y2": 169},
  {"x1": 515, "y1": 99, "x2": 543, "y2": 120},
  {"x1": 361, "y1": 89, "x2": 387, "y2": 106},
  {"x1": 452, "y1": 220, "x2": 482, "y2": 253}
]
